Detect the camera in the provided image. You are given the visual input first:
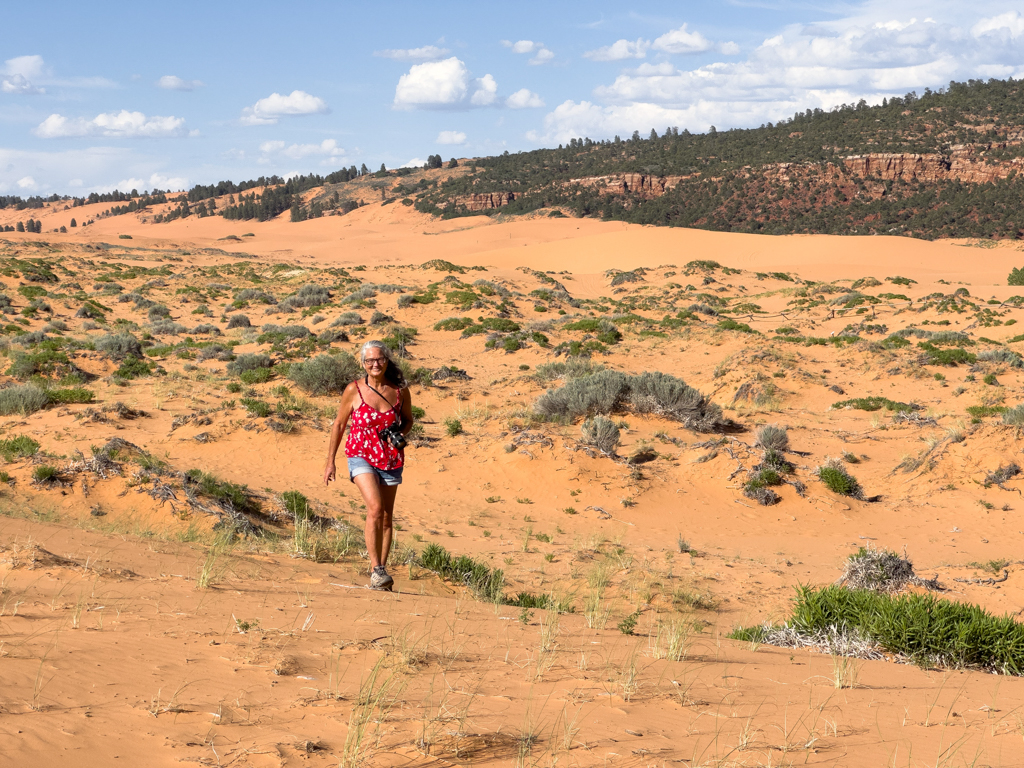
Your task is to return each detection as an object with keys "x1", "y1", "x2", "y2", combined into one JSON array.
[{"x1": 379, "y1": 423, "x2": 407, "y2": 450}]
